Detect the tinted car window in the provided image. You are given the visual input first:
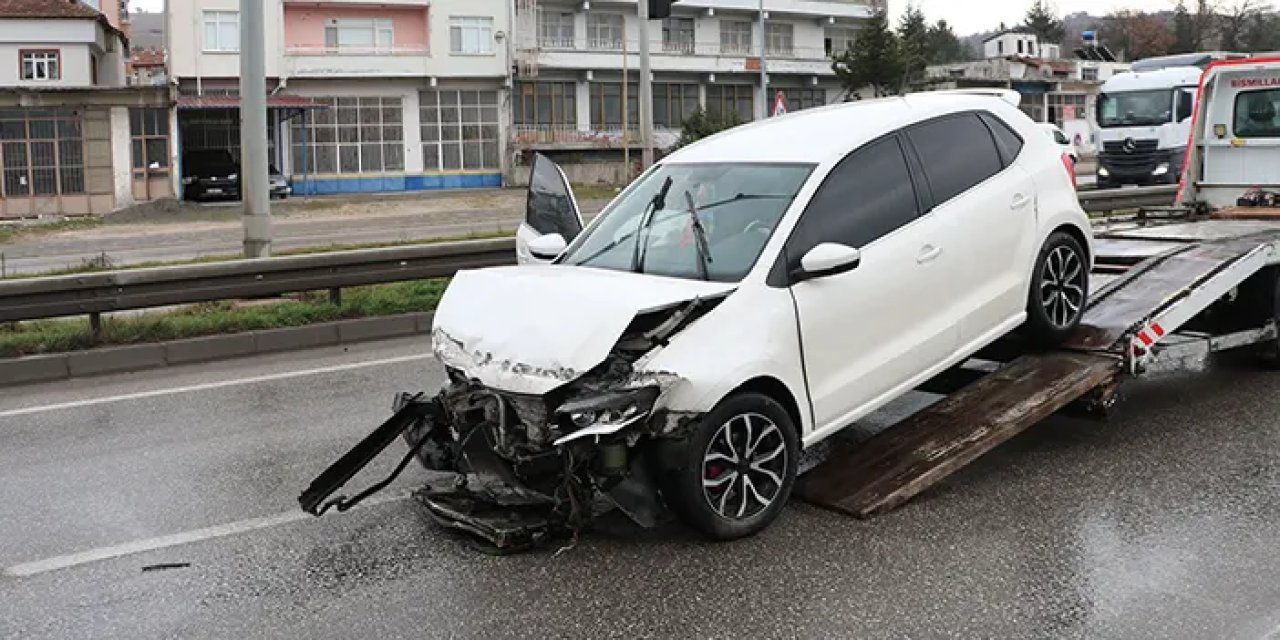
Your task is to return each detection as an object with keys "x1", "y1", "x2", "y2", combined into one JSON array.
[
  {"x1": 979, "y1": 113, "x2": 1024, "y2": 166},
  {"x1": 796, "y1": 135, "x2": 919, "y2": 255},
  {"x1": 909, "y1": 113, "x2": 1005, "y2": 204}
]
